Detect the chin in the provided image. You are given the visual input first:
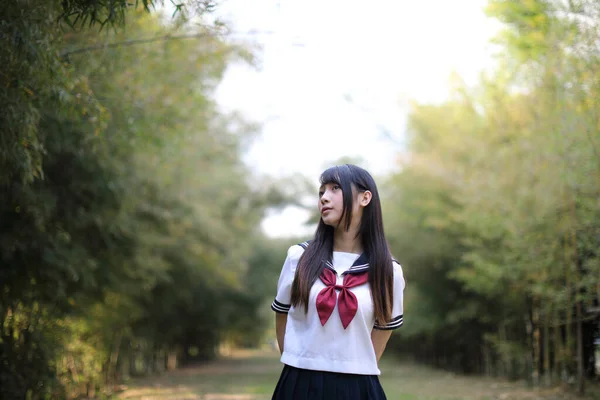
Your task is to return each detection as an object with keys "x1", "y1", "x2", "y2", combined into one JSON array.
[{"x1": 321, "y1": 217, "x2": 340, "y2": 227}]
